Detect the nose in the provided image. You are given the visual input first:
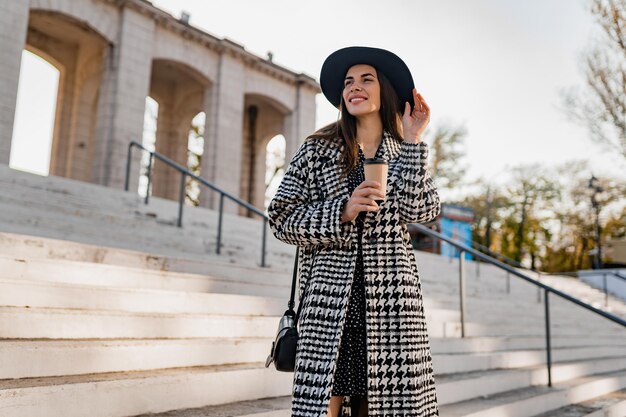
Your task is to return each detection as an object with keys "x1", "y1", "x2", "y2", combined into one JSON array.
[{"x1": 350, "y1": 83, "x2": 361, "y2": 92}]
